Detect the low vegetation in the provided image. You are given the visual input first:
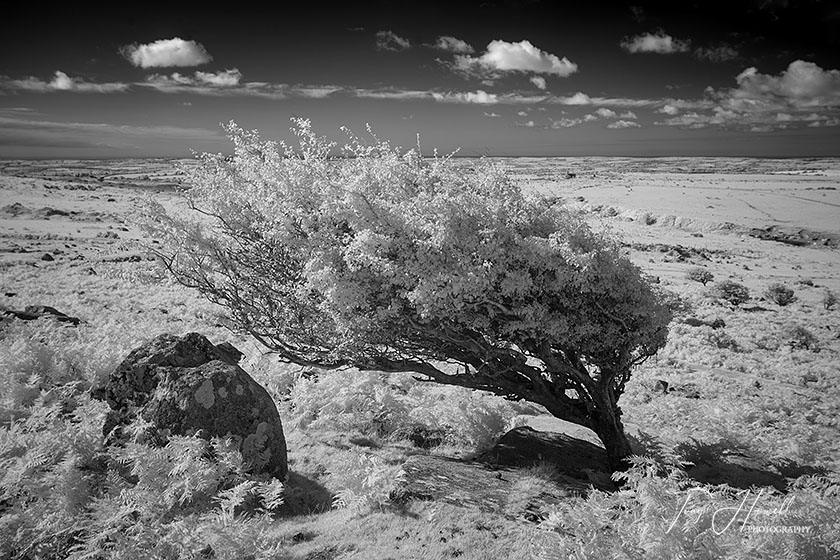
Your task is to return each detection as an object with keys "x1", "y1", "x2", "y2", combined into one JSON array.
[
  {"x1": 685, "y1": 266, "x2": 714, "y2": 286},
  {"x1": 711, "y1": 280, "x2": 751, "y2": 305},
  {"x1": 765, "y1": 283, "x2": 796, "y2": 306}
]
